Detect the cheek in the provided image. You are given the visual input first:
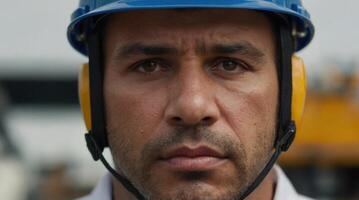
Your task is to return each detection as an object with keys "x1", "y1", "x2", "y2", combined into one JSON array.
[
  {"x1": 103, "y1": 73, "x2": 167, "y2": 156},
  {"x1": 217, "y1": 77, "x2": 278, "y2": 177},
  {"x1": 218, "y1": 72, "x2": 278, "y2": 149}
]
